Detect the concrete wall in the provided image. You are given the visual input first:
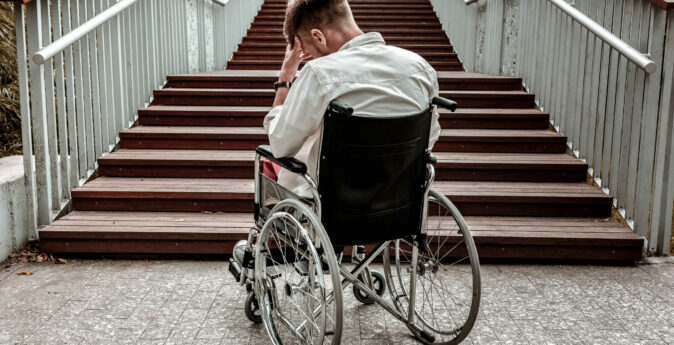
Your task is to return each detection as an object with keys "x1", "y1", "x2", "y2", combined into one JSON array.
[{"x1": 0, "y1": 156, "x2": 34, "y2": 262}]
